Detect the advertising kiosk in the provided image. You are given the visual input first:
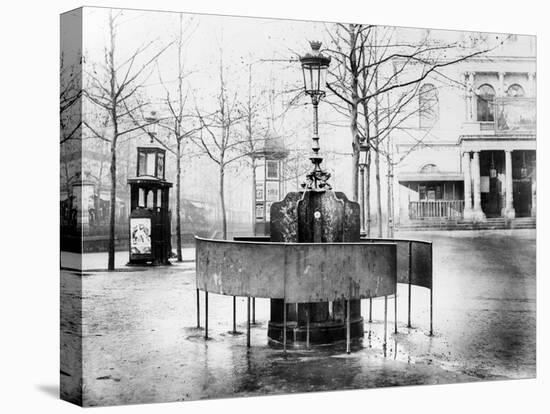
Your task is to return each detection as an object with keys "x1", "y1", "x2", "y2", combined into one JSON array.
[{"x1": 127, "y1": 147, "x2": 172, "y2": 265}]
